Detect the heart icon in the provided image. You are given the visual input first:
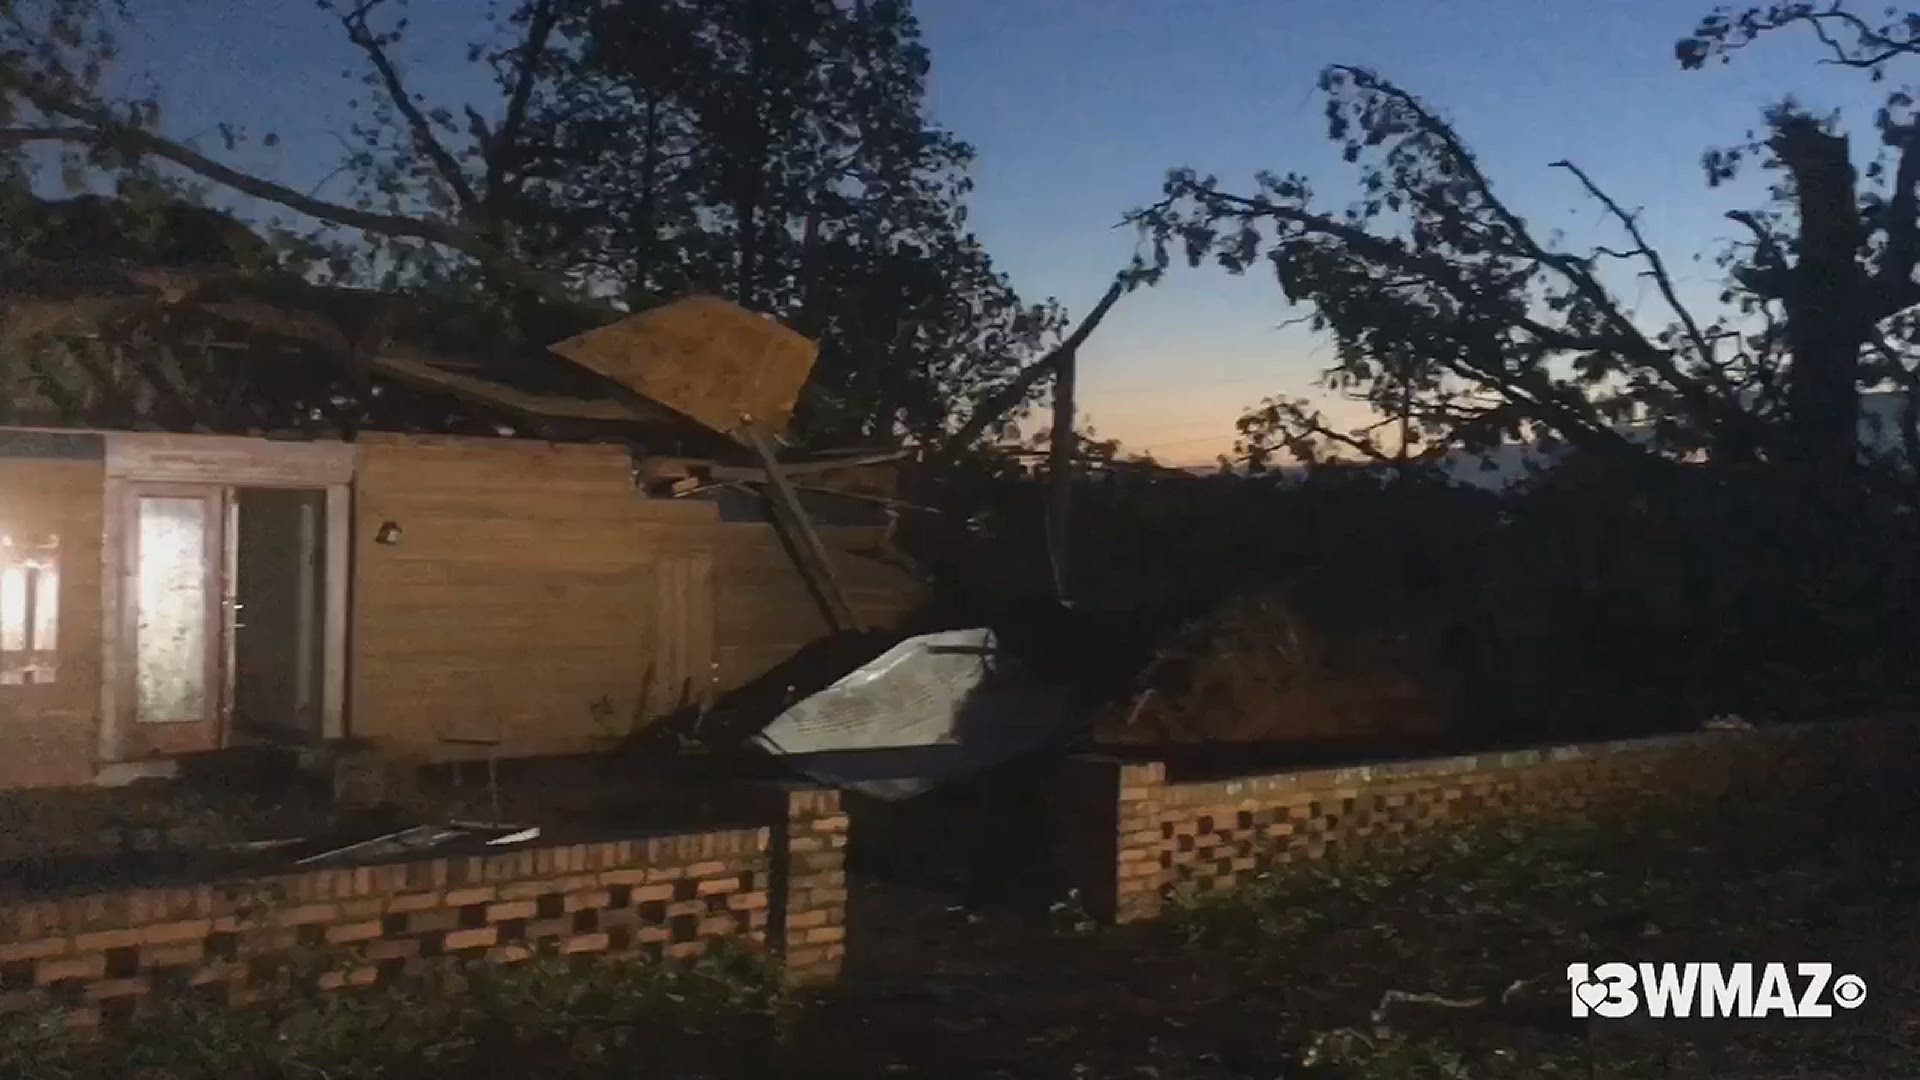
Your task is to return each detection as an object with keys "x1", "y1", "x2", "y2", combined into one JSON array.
[{"x1": 1575, "y1": 980, "x2": 1611, "y2": 1010}]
